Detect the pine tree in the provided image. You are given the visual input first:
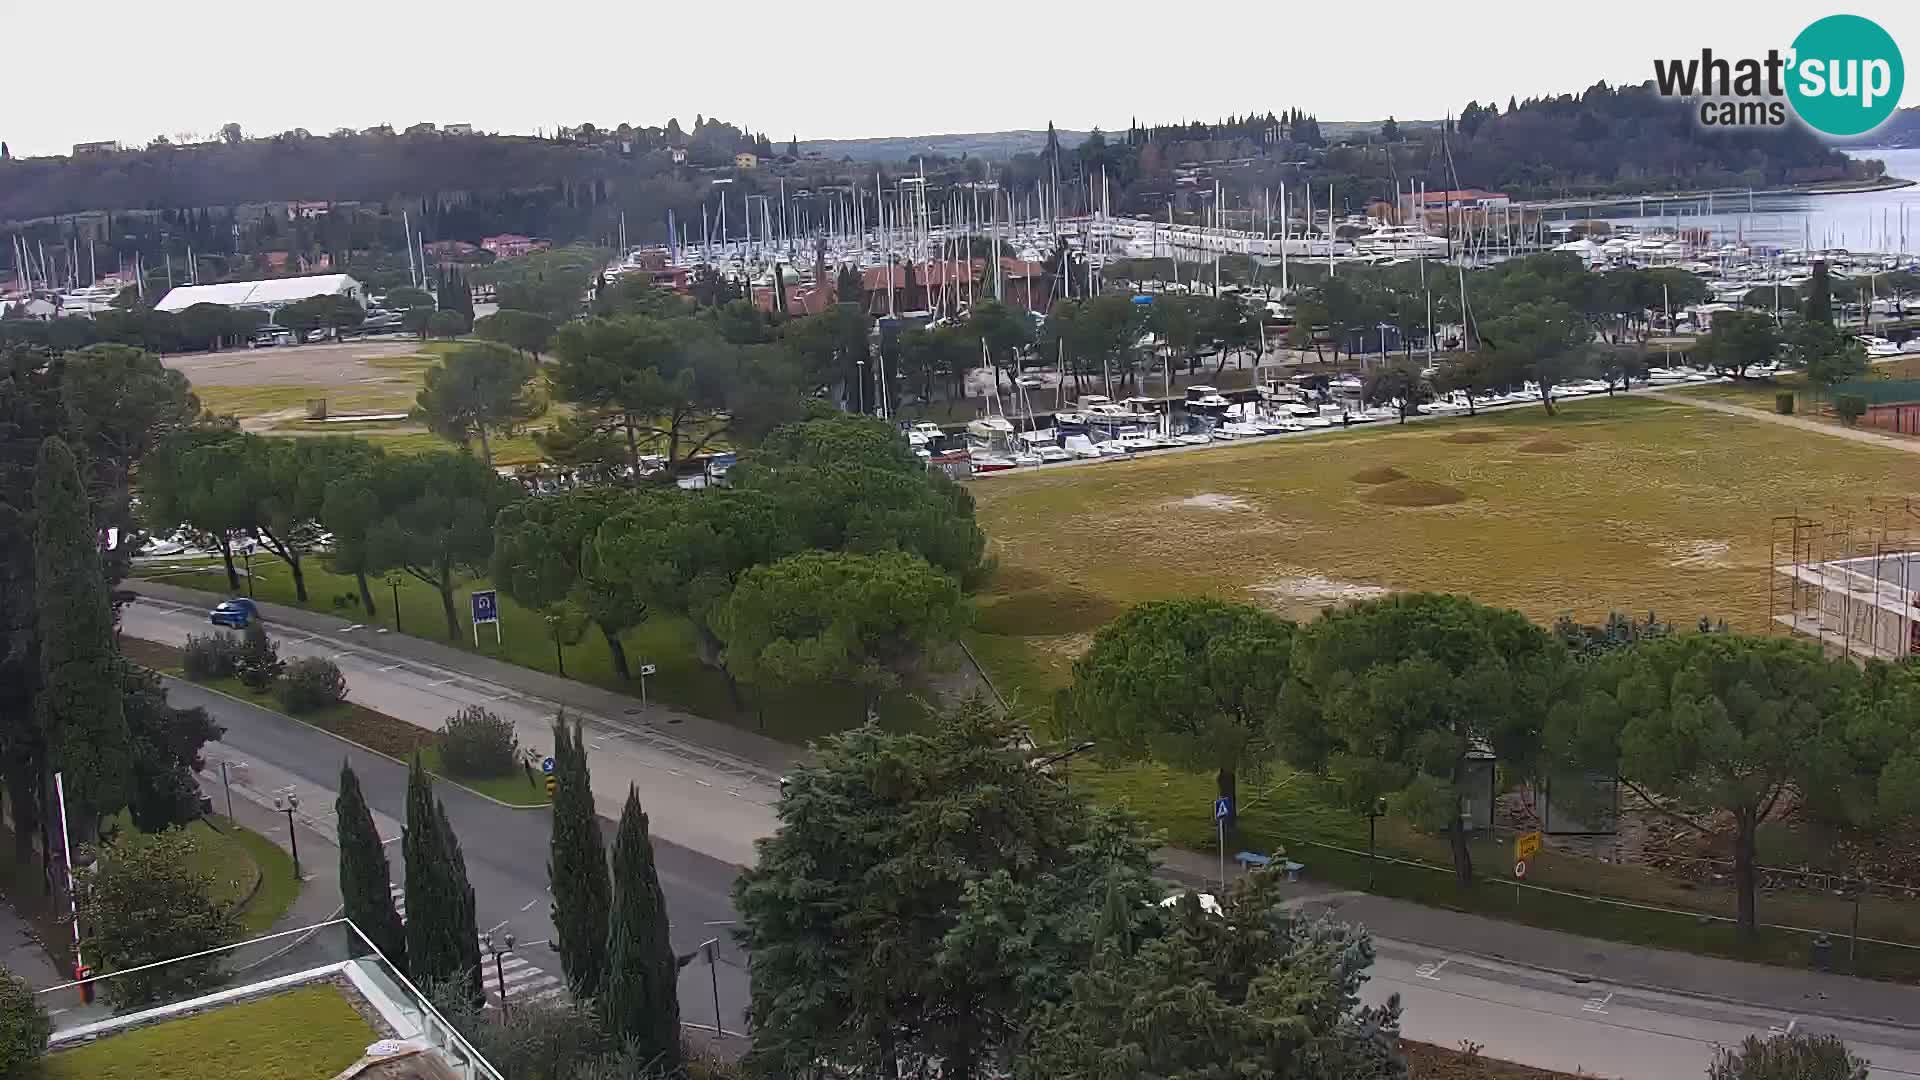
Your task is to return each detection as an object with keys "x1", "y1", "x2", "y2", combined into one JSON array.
[
  {"x1": 1, "y1": 142, "x2": 10, "y2": 161},
  {"x1": 403, "y1": 756, "x2": 481, "y2": 1000},
  {"x1": 34, "y1": 436, "x2": 130, "y2": 841},
  {"x1": 337, "y1": 760, "x2": 406, "y2": 971},
  {"x1": 603, "y1": 785, "x2": 681, "y2": 1069},
  {"x1": 548, "y1": 716, "x2": 611, "y2": 998}
]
